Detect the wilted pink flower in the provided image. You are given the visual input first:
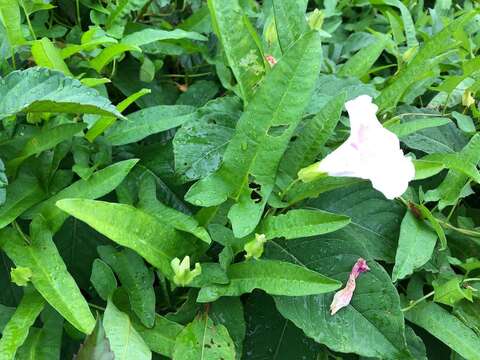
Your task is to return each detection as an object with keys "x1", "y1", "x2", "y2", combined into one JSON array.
[
  {"x1": 265, "y1": 55, "x2": 277, "y2": 67},
  {"x1": 330, "y1": 258, "x2": 370, "y2": 315}
]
